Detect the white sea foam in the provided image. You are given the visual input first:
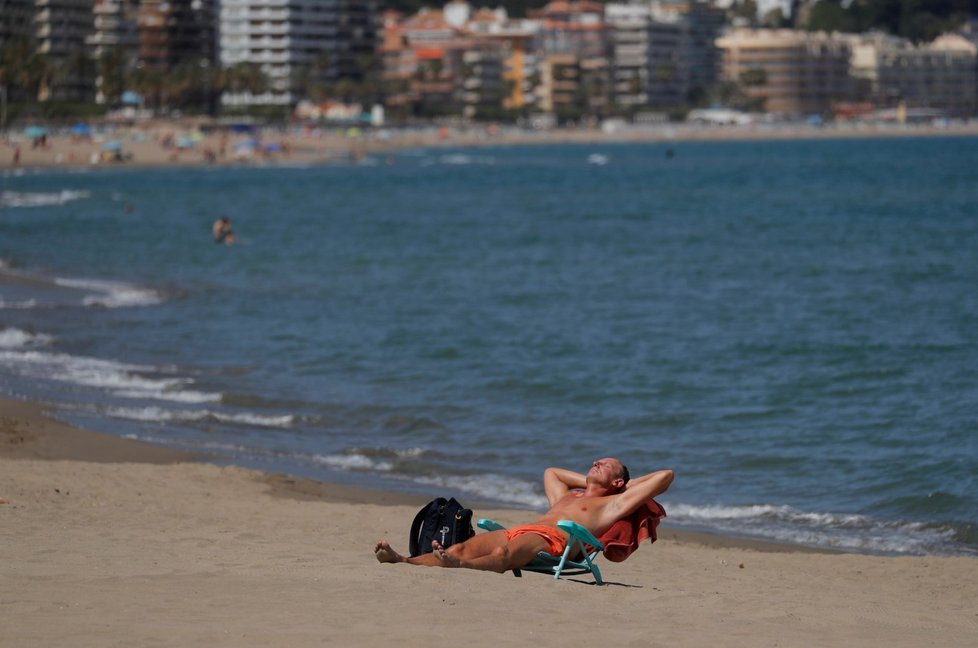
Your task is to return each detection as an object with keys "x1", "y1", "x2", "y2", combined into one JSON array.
[
  {"x1": 413, "y1": 473, "x2": 548, "y2": 510},
  {"x1": 303, "y1": 449, "x2": 554, "y2": 510},
  {"x1": 113, "y1": 388, "x2": 221, "y2": 404},
  {"x1": 0, "y1": 189, "x2": 91, "y2": 208},
  {"x1": 107, "y1": 406, "x2": 294, "y2": 428},
  {"x1": 0, "y1": 298, "x2": 38, "y2": 309},
  {"x1": 122, "y1": 433, "x2": 255, "y2": 455},
  {"x1": 421, "y1": 154, "x2": 496, "y2": 167},
  {"x1": 667, "y1": 502, "x2": 959, "y2": 555},
  {"x1": 0, "y1": 328, "x2": 53, "y2": 348},
  {"x1": 311, "y1": 453, "x2": 394, "y2": 472},
  {"x1": 54, "y1": 277, "x2": 163, "y2": 308},
  {"x1": 0, "y1": 349, "x2": 221, "y2": 404}
]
